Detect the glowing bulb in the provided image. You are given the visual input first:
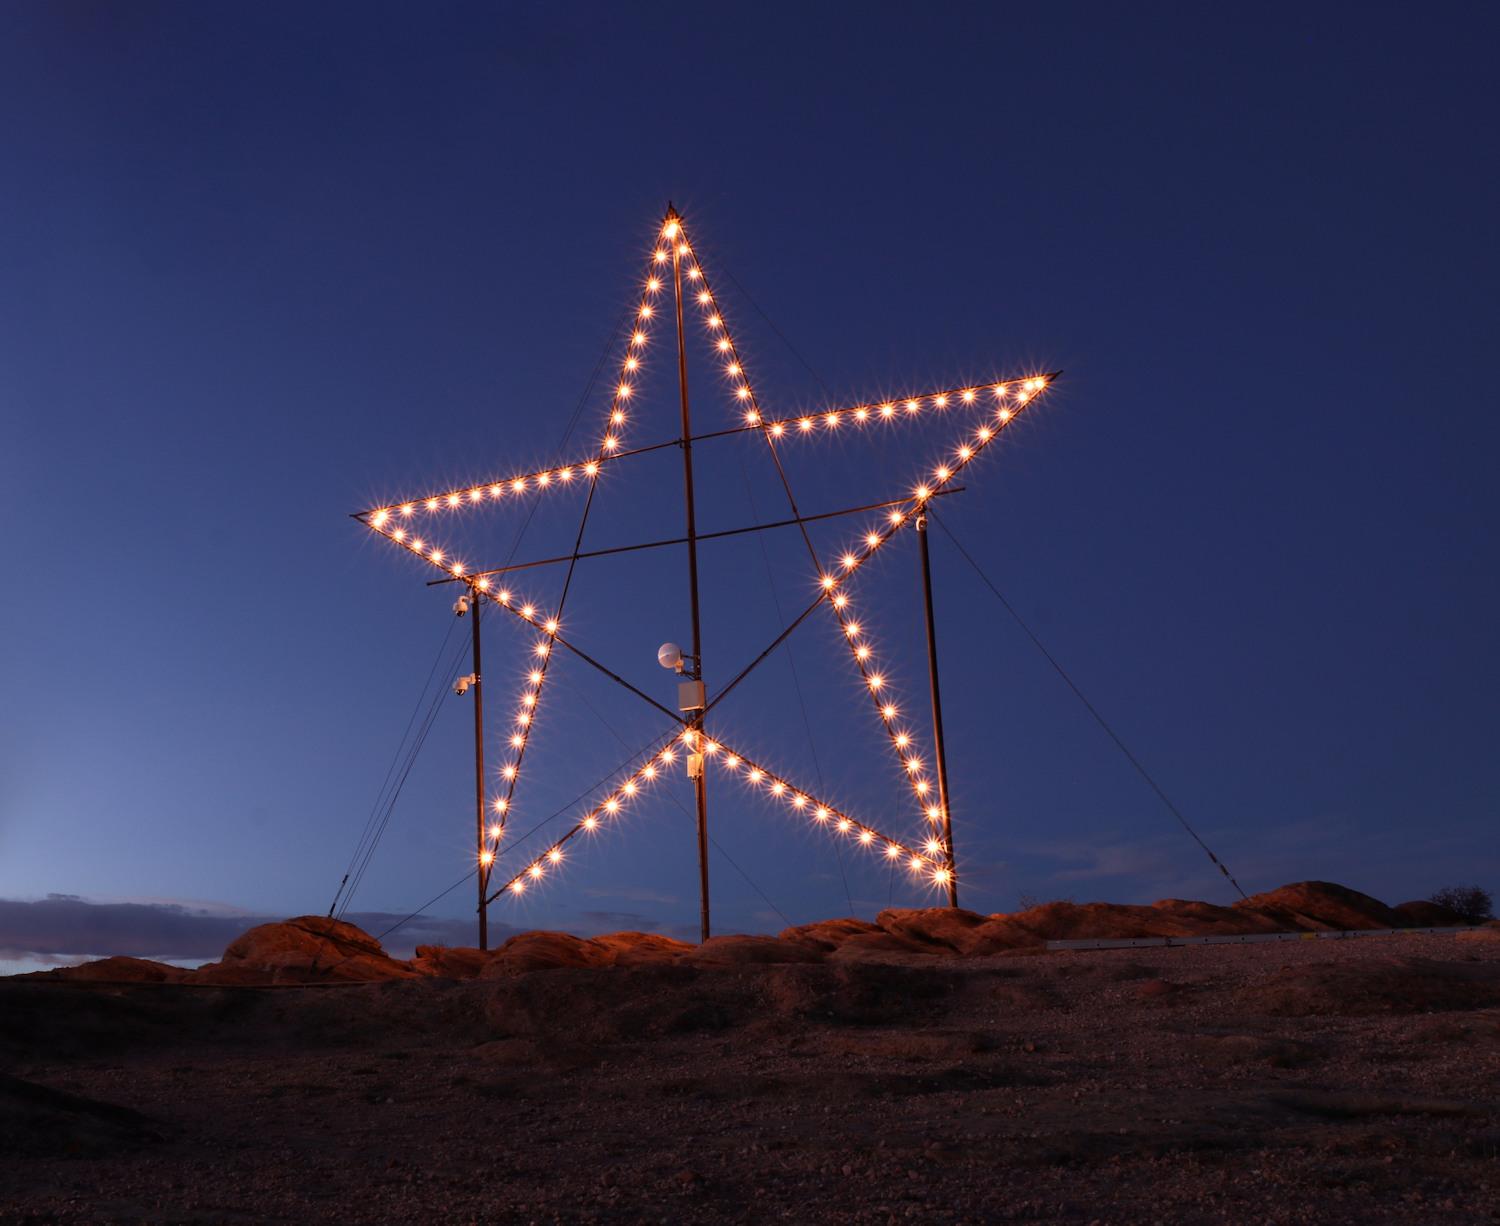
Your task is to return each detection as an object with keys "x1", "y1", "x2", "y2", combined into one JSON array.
[
  {"x1": 914, "y1": 485, "x2": 931, "y2": 501},
  {"x1": 868, "y1": 674, "x2": 885, "y2": 690},
  {"x1": 544, "y1": 618, "x2": 559, "y2": 635},
  {"x1": 477, "y1": 577, "x2": 490, "y2": 591},
  {"x1": 400, "y1": 503, "x2": 414, "y2": 517},
  {"x1": 718, "y1": 338, "x2": 732, "y2": 352},
  {"x1": 430, "y1": 549, "x2": 444, "y2": 563},
  {"x1": 856, "y1": 644, "x2": 871, "y2": 660},
  {"x1": 511, "y1": 880, "x2": 526, "y2": 895},
  {"x1": 489, "y1": 824, "x2": 502, "y2": 839},
  {"x1": 998, "y1": 408, "x2": 1012, "y2": 422},
  {"x1": 865, "y1": 533, "x2": 880, "y2": 549},
  {"x1": 451, "y1": 563, "x2": 464, "y2": 576},
  {"x1": 697, "y1": 291, "x2": 711, "y2": 305},
  {"x1": 798, "y1": 417, "x2": 813, "y2": 432},
  {"x1": 559, "y1": 467, "x2": 574, "y2": 481},
  {"x1": 770, "y1": 422, "x2": 785, "y2": 436},
  {"x1": 654, "y1": 249, "x2": 669, "y2": 264},
  {"x1": 631, "y1": 331, "x2": 646, "y2": 346},
  {"x1": 962, "y1": 389, "x2": 976, "y2": 403},
  {"x1": 511, "y1": 478, "x2": 526, "y2": 493},
  {"x1": 547, "y1": 848, "x2": 562, "y2": 864},
  {"x1": 836, "y1": 818, "x2": 852, "y2": 833},
  {"x1": 660, "y1": 748, "x2": 676, "y2": 764},
  {"x1": 771, "y1": 781, "x2": 786, "y2": 796},
  {"x1": 522, "y1": 692, "x2": 537, "y2": 707},
  {"x1": 516, "y1": 712, "x2": 531, "y2": 727},
  {"x1": 791, "y1": 793, "x2": 807, "y2": 809},
  {"x1": 677, "y1": 243, "x2": 689, "y2": 256},
  {"x1": 647, "y1": 277, "x2": 662, "y2": 292},
  {"x1": 855, "y1": 407, "x2": 870, "y2": 422},
  {"x1": 882, "y1": 704, "x2": 897, "y2": 720},
  {"x1": 825, "y1": 412, "x2": 840, "y2": 428},
  {"x1": 1028, "y1": 377, "x2": 1045, "y2": 391},
  {"x1": 446, "y1": 494, "x2": 460, "y2": 508},
  {"x1": 708, "y1": 314, "x2": 722, "y2": 328},
  {"x1": 748, "y1": 767, "x2": 764, "y2": 783},
  {"x1": 726, "y1": 362, "x2": 741, "y2": 376},
  {"x1": 744, "y1": 409, "x2": 761, "y2": 425},
  {"x1": 925, "y1": 839, "x2": 942, "y2": 856},
  {"x1": 909, "y1": 856, "x2": 924, "y2": 871},
  {"x1": 993, "y1": 383, "x2": 1008, "y2": 398},
  {"x1": 832, "y1": 594, "x2": 849, "y2": 609},
  {"x1": 583, "y1": 815, "x2": 597, "y2": 830},
  {"x1": 642, "y1": 764, "x2": 657, "y2": 780},
  {"x1": 688, "y1": 266, "x2": 702, "y2": 280},
  {"x1": 611, "y1": 410, "x2": 626, "y2": 424},
  {"x1": 935, "y1": 467, "x2": 951, "y2": 482},
  {"x1": 662, "y1": 220, "x2": 680, "y2": 239},
  {"x1": 841, "y1": 552, "x2": 858, "y2": 571},
  {"x1": 958, "y1": 447, "x2": 972, "y2": 461},
  {"x1": 521, "y1": 604, "x2": 536, "y2": 619},
  {"x1": 616, "y1": 382, "x2": 632, "y2": 398},
  {"x1": 503, "y1": 765, "x2": 517, "y2": 779},
  {"x1": 905, "y1": 399, "x2": 920, "y2": 413},
  {"x1": 820, "y1": 575, "x2": 836, "y2": 590},
  {"x1": 888, "y1": 510, "x2": 904, "y2": 525},
  {"x1": 844, "y1": 622, "x2": 861, "y2": 638},
  {"x1": 814, "y1": 806, "x2": 830, "y2": 821},
  {"x1": 529, "y1": 670, "x2": 543, "y2": 685},
  {"x1": 722, "y1": 753, "x2": 739, "y2": 769},
  {"x1": 529, "y1": 864, "x2": 543, "y2": 879},
  {"x1": 895, "y1": 733, "x2": 911, "y2": 748},
  {"x1": 926, "y1": 806, "x2": 942, "y2": 821},
  {"x1": 603, "y1": 435, "x2": 620, "y2": 450},
  {"x1": 372, "y1": 509, "x2": 390, "y2": 527},
  {"x1": 623, "y1": 780, "x2": 637, "y2": 796},
  {"x1": 533, "y1": 642, "x2": 550, "y2": 658},
  {"x1": 425, "y1": 498, "x2": 439, "y2": 511},
  {"x1": 934, "y1": 868, "x2": 952, "y2": 886},
  {"x1": 639, "y1": 305, "x2": 653, "y2": 319},
  {"x1": 879, "y1": 402, "x2": 896, "y2": 417},
  {"x1": 886, "y1": 843, "x2": 901, "y2": 859},
  {"x1": 915, "y1": 780, "x2": 930, "y2": 795},
  {"x1": 499, "y1": 590, "x2": 513, "y2": 605},
  {"x1": 480, "y1": 850, "x2": 494, "y2": 866},
  {"x1": 736, "y1": 387, "x2": 751, "y2": 401},
  {"x1": 494, "y1": 797, "x2": 508, "y2": 813},
  {"x1": 906, "y1": 756, "x2": 922, "y2": 773},
  {"x1": 858, "y1": 829, "x2": 873, "y2": 845},
  {"x1": 605, "y1": 797, "x2": 620, "y2": 814},
  {"x1": 469, "y1": 487, "x2": 483, "y2": 502},
  {"x1": 933, "y1": 395, "x2": 949, "y2": 408},
  {"x1": 584, "y1": 461, "x2": 600, "y2": 476},
  {"x1": 510, "y1": 734, "x2": 524, "y2": 748}
]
